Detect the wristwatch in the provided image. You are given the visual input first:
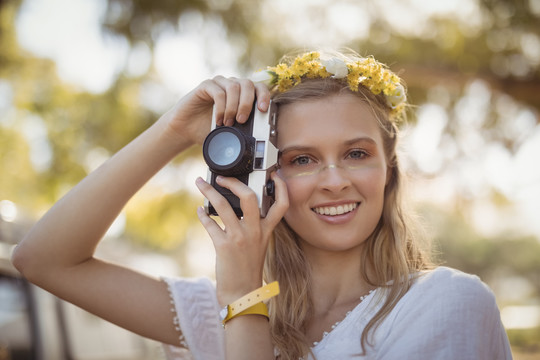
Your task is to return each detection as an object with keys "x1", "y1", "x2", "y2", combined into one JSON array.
[
  {"x1": 219, "y1": 305, "x2": 231, "y2": 323},
  {"x1": 219, "y1": 302, "x2": 268, "y2": 323}
]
